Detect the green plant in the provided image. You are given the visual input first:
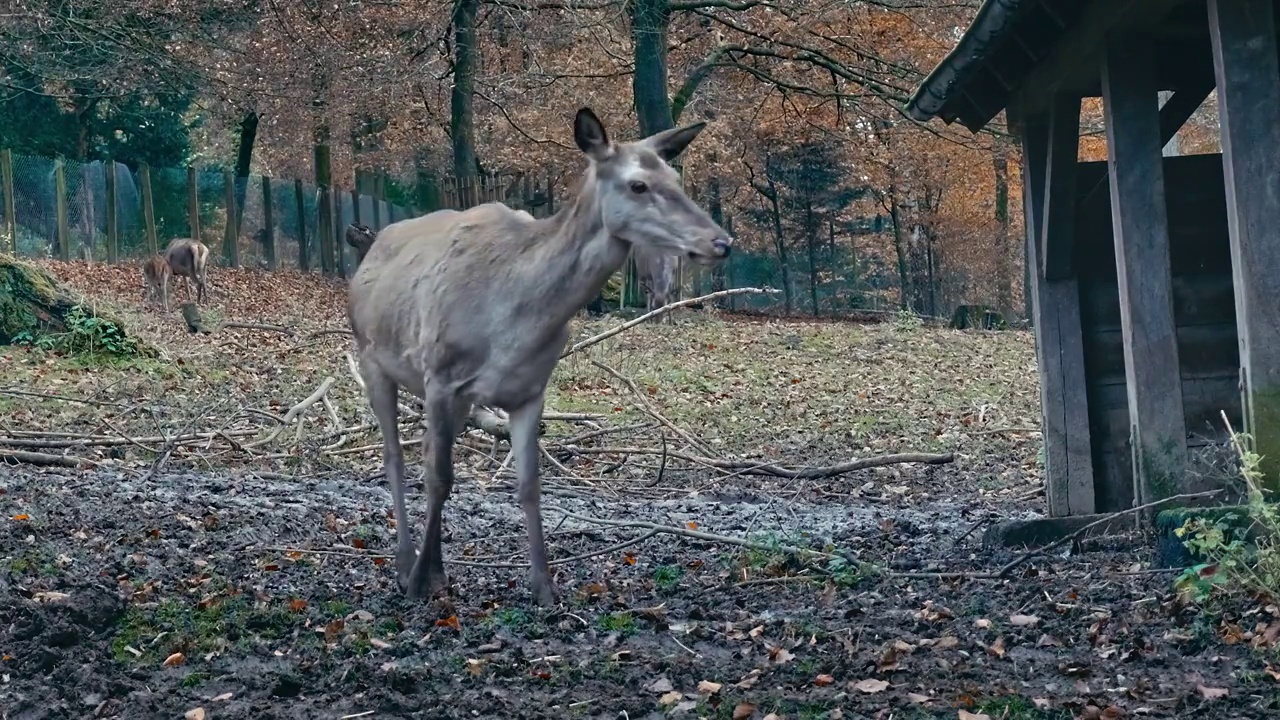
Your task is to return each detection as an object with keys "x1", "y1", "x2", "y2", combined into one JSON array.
[
  {"x1": 652, "y1": 564, "x2": 682, "y2": 592},
  {"x1": 893, "y1": 308, "x2": 923, "y2": 332},
  {"x1": 1173, "y1": 416, "x2": 1280, "y2": 602},
  {"x1": 13, "y1": 305, "x2": 141, "y2": 358},
  {"x1": 598, "y1": 611, "x2": 635, "y2": 635}
]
